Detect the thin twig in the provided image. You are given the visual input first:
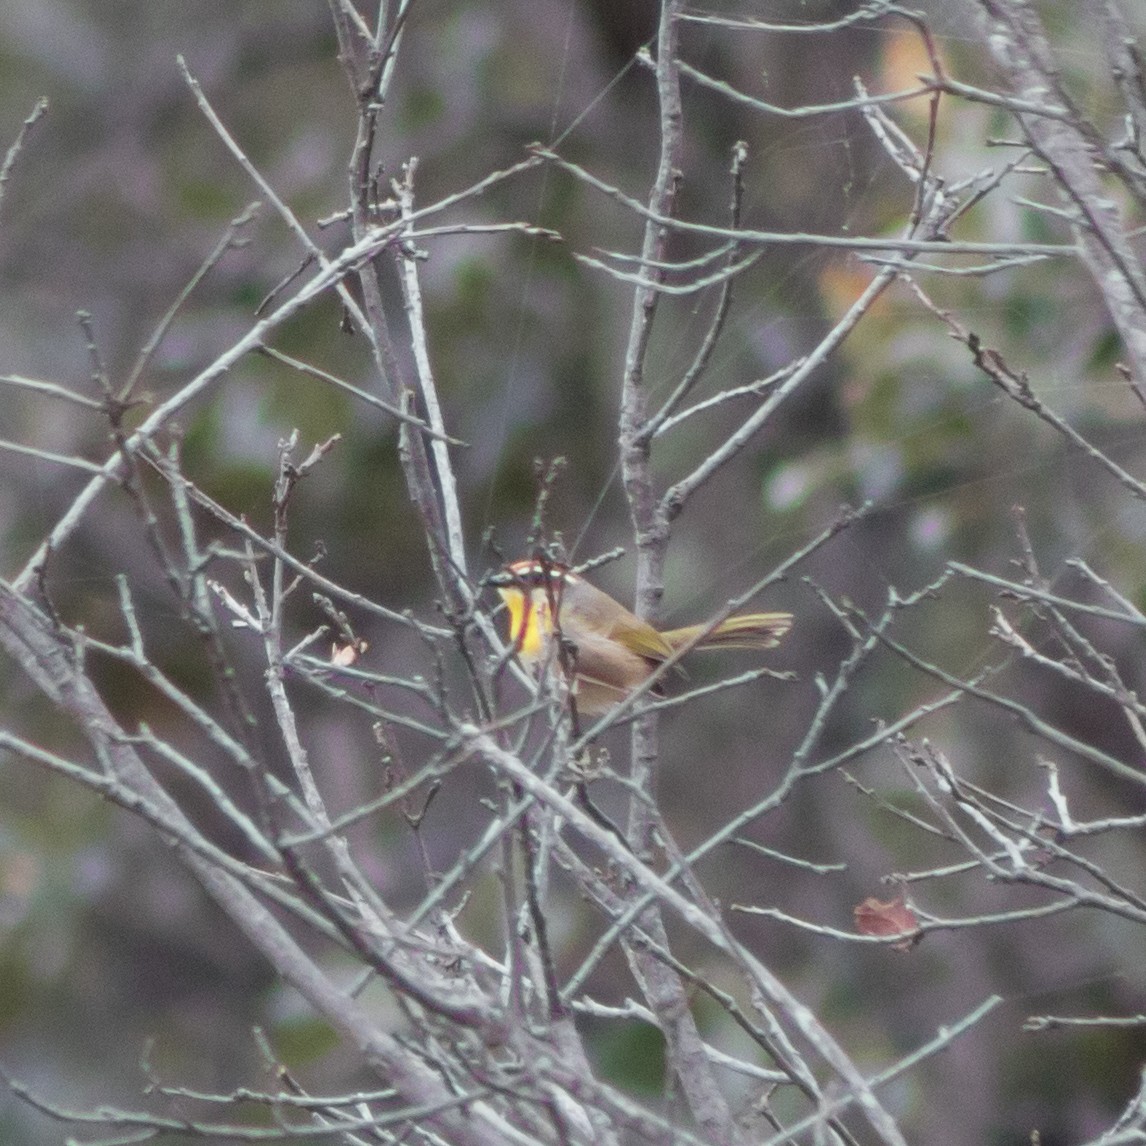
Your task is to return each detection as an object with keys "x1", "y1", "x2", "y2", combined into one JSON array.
[{"x1": 0, "y1": 97, "x2": 48, "y2": 217}]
